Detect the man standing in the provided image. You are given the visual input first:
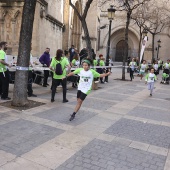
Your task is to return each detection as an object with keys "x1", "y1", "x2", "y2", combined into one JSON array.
[
  {"x1": 0, "y1": 42, "x2": 11, "y2": 100},
  {"x1": 28, "y1": 46, "x2": 37, "y2": 97},
  {"x1": 69, "y1": 45, "x2": 75, "y2": 62},
  {"x1": 39, "y1": 48, "x2": 51, "y2": 87}
]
